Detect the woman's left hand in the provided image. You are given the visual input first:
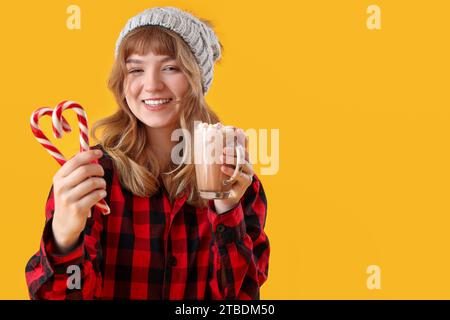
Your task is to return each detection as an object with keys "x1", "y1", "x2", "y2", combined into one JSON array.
[{"x1": 214, "y1": 128, "x2": 254, "y2": 214}]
